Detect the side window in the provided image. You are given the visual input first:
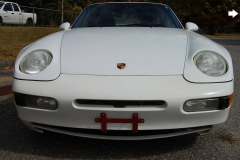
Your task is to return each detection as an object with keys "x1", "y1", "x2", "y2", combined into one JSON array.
[
  {"x1": 13, "y1": 4, "x2": 19, "y2": 12},
  {"x1": 4, "y1": 3, "x2": 13, "y2": 11},
  {"x1": 0, "y1": 2, "x2": 4, "y2": 9}
]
